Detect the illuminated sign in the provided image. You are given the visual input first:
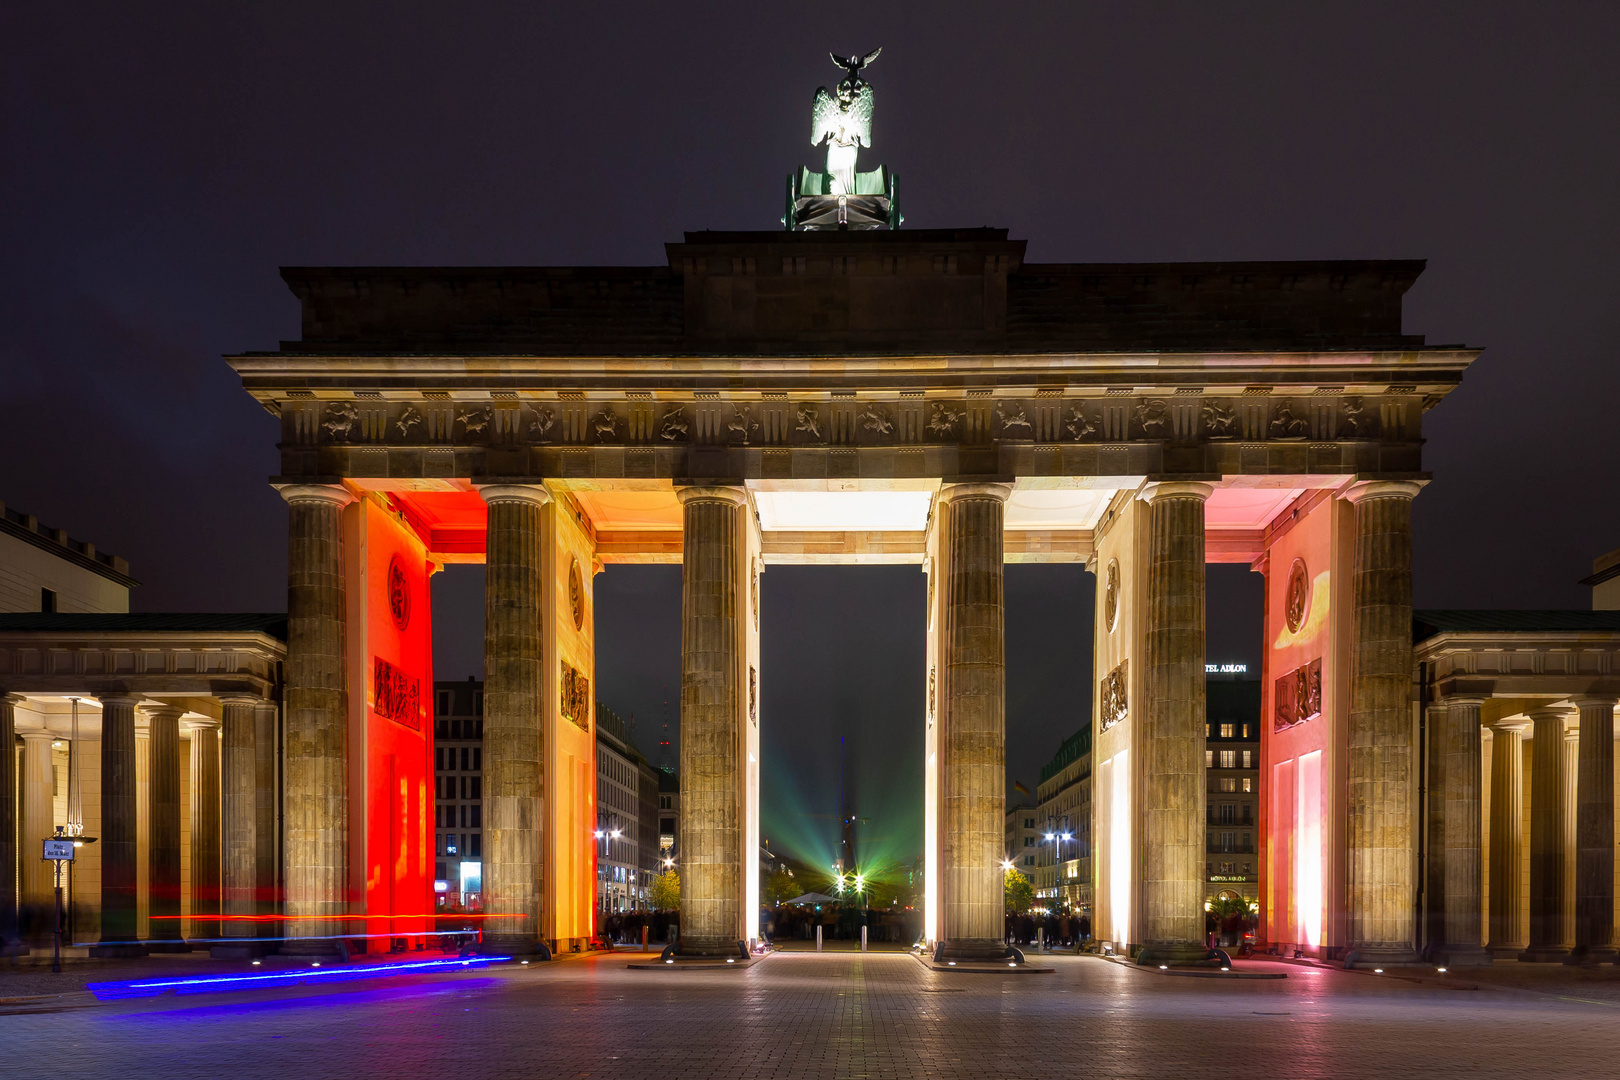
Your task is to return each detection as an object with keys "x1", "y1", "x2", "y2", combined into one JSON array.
[
  {"x1": 42, "y1": 839, "x2": 75, "y2": 861},
  {"x1": 373, "y1": 656, "x2": 421, "y2": 729},
  {"x1": 1205, "y1": 664, "x2": 1247, "y2": 674}
]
